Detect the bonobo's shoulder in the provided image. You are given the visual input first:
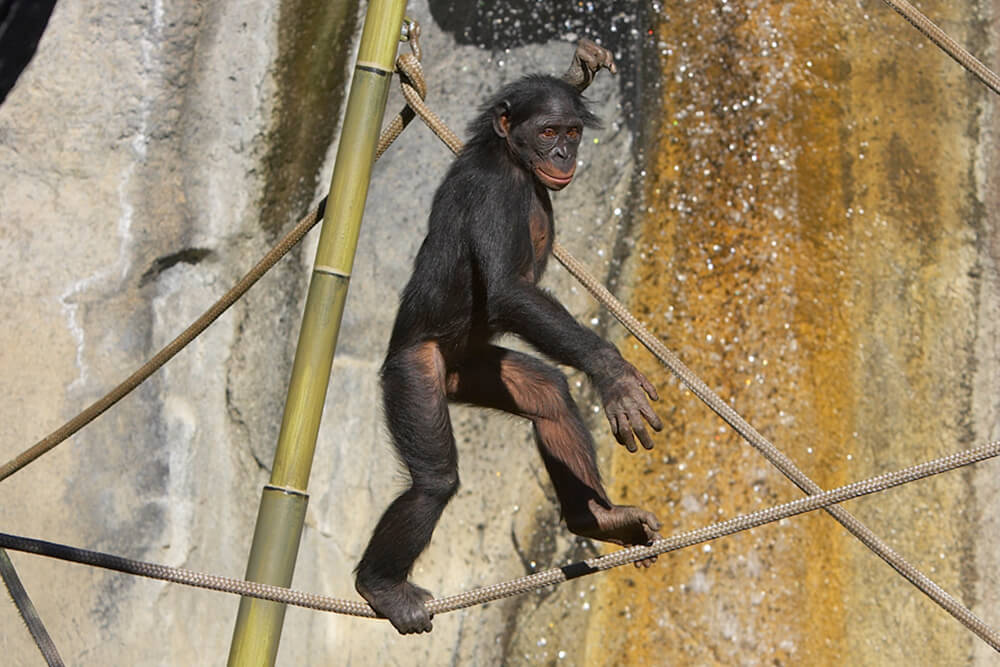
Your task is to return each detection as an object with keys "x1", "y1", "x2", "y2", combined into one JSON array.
[
  {"x1": 435, "y1": 153, "x2": 510, "y2": 200},
  {"x1": 427, "y1": 162, "x2": 489, "y2": 231}
]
